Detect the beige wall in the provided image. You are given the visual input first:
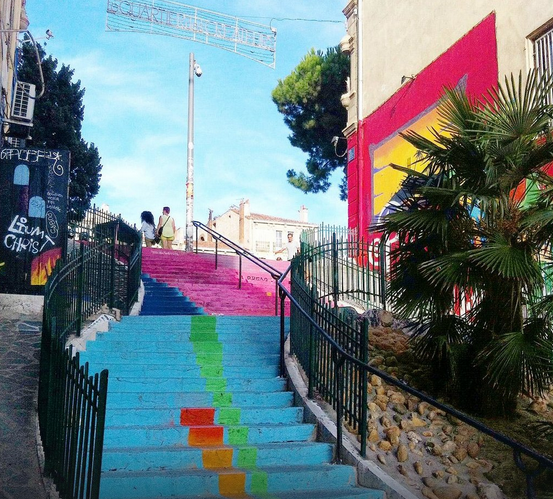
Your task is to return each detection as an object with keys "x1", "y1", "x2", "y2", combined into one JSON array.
[
  {"x1": 342, "y1": 0, "x2": 553, "y2": 127},
  {"x1": 213, "y1": 209, "x2": 242, "y2": 246}
]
